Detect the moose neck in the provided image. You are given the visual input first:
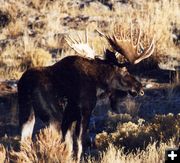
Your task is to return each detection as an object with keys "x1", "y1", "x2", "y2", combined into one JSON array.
[
  {"x1": 95, "y1": 62, "x2": 115, "y2": 87},
  {"x1": 76, "y1": 57, "x2": 116, "y2": 89}
]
